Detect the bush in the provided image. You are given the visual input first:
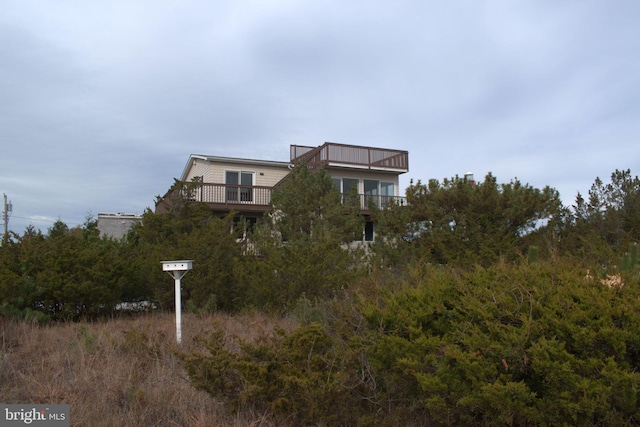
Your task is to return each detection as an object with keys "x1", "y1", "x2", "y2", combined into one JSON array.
[
  {"x1": 180, "y1": 322, "x2": 381, "y2": 426},
  {"x1": 359, "y1": 260, "x2": 640, "y2": 425}
]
